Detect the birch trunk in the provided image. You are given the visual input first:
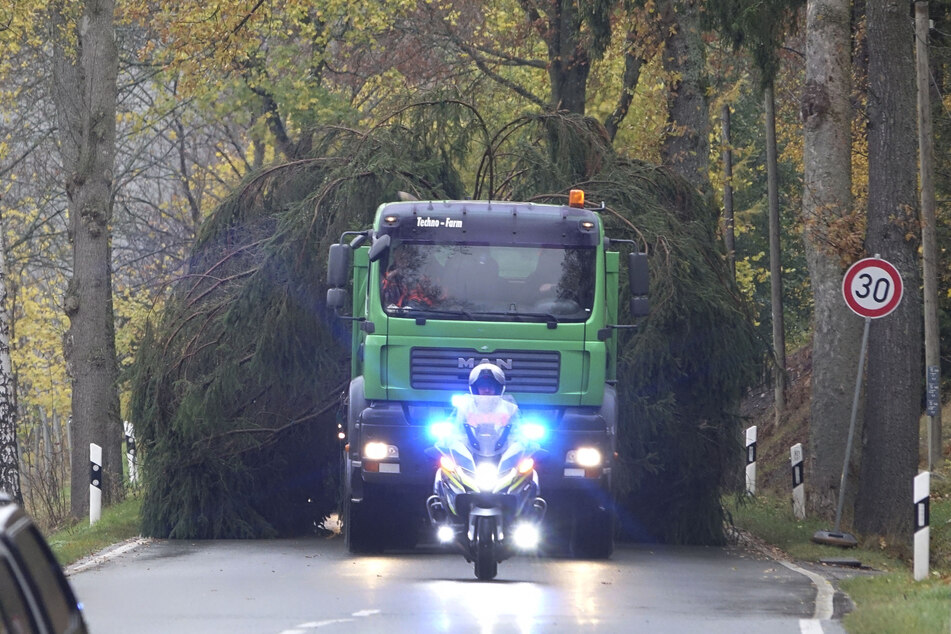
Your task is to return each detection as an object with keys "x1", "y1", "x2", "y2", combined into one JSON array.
[{"x1": 0, "y1": 212, "x2": 22, "y2": 503}]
